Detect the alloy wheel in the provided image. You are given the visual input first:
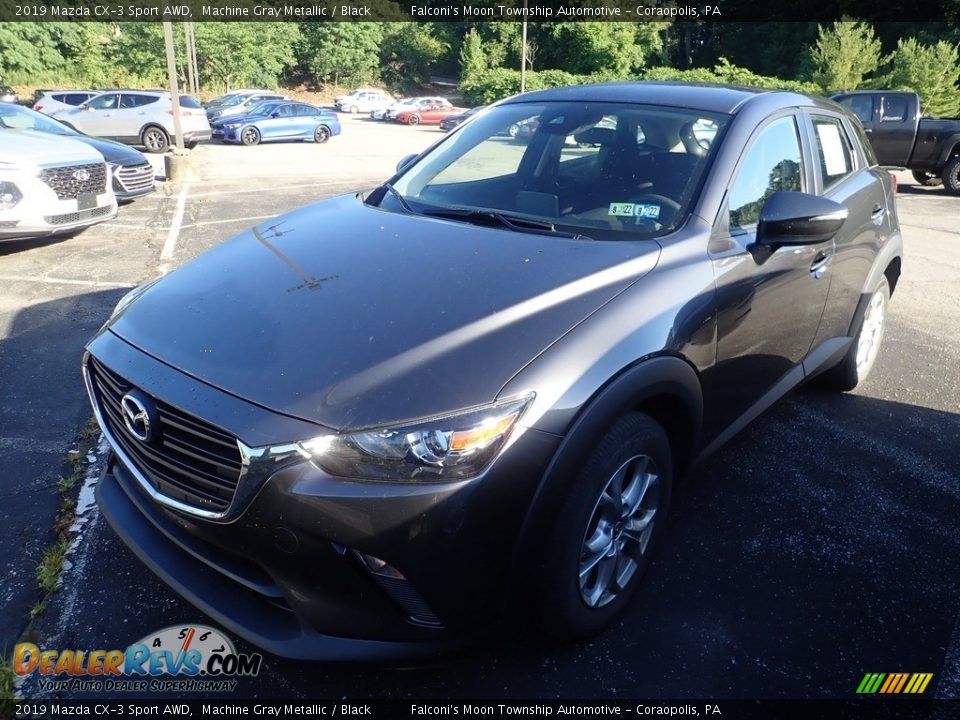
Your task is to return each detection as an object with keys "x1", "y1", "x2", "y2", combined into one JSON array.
[
  {"x1": 855, "y1": 288, "x2": 886, "y2": 378},
  {"x1": 579, "y1": 454, "x2": 660, "y2": 609}
]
